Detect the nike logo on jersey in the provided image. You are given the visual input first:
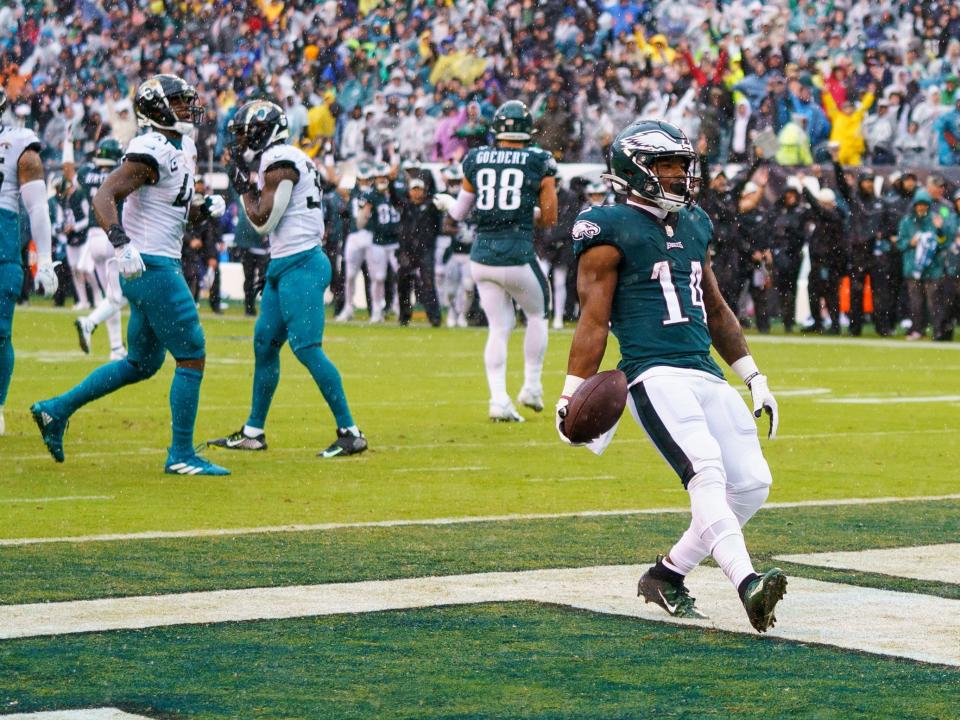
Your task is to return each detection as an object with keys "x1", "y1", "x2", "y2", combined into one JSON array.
[{"x1": 657, "y1": 588, "x2": 678, "y2": 615}]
